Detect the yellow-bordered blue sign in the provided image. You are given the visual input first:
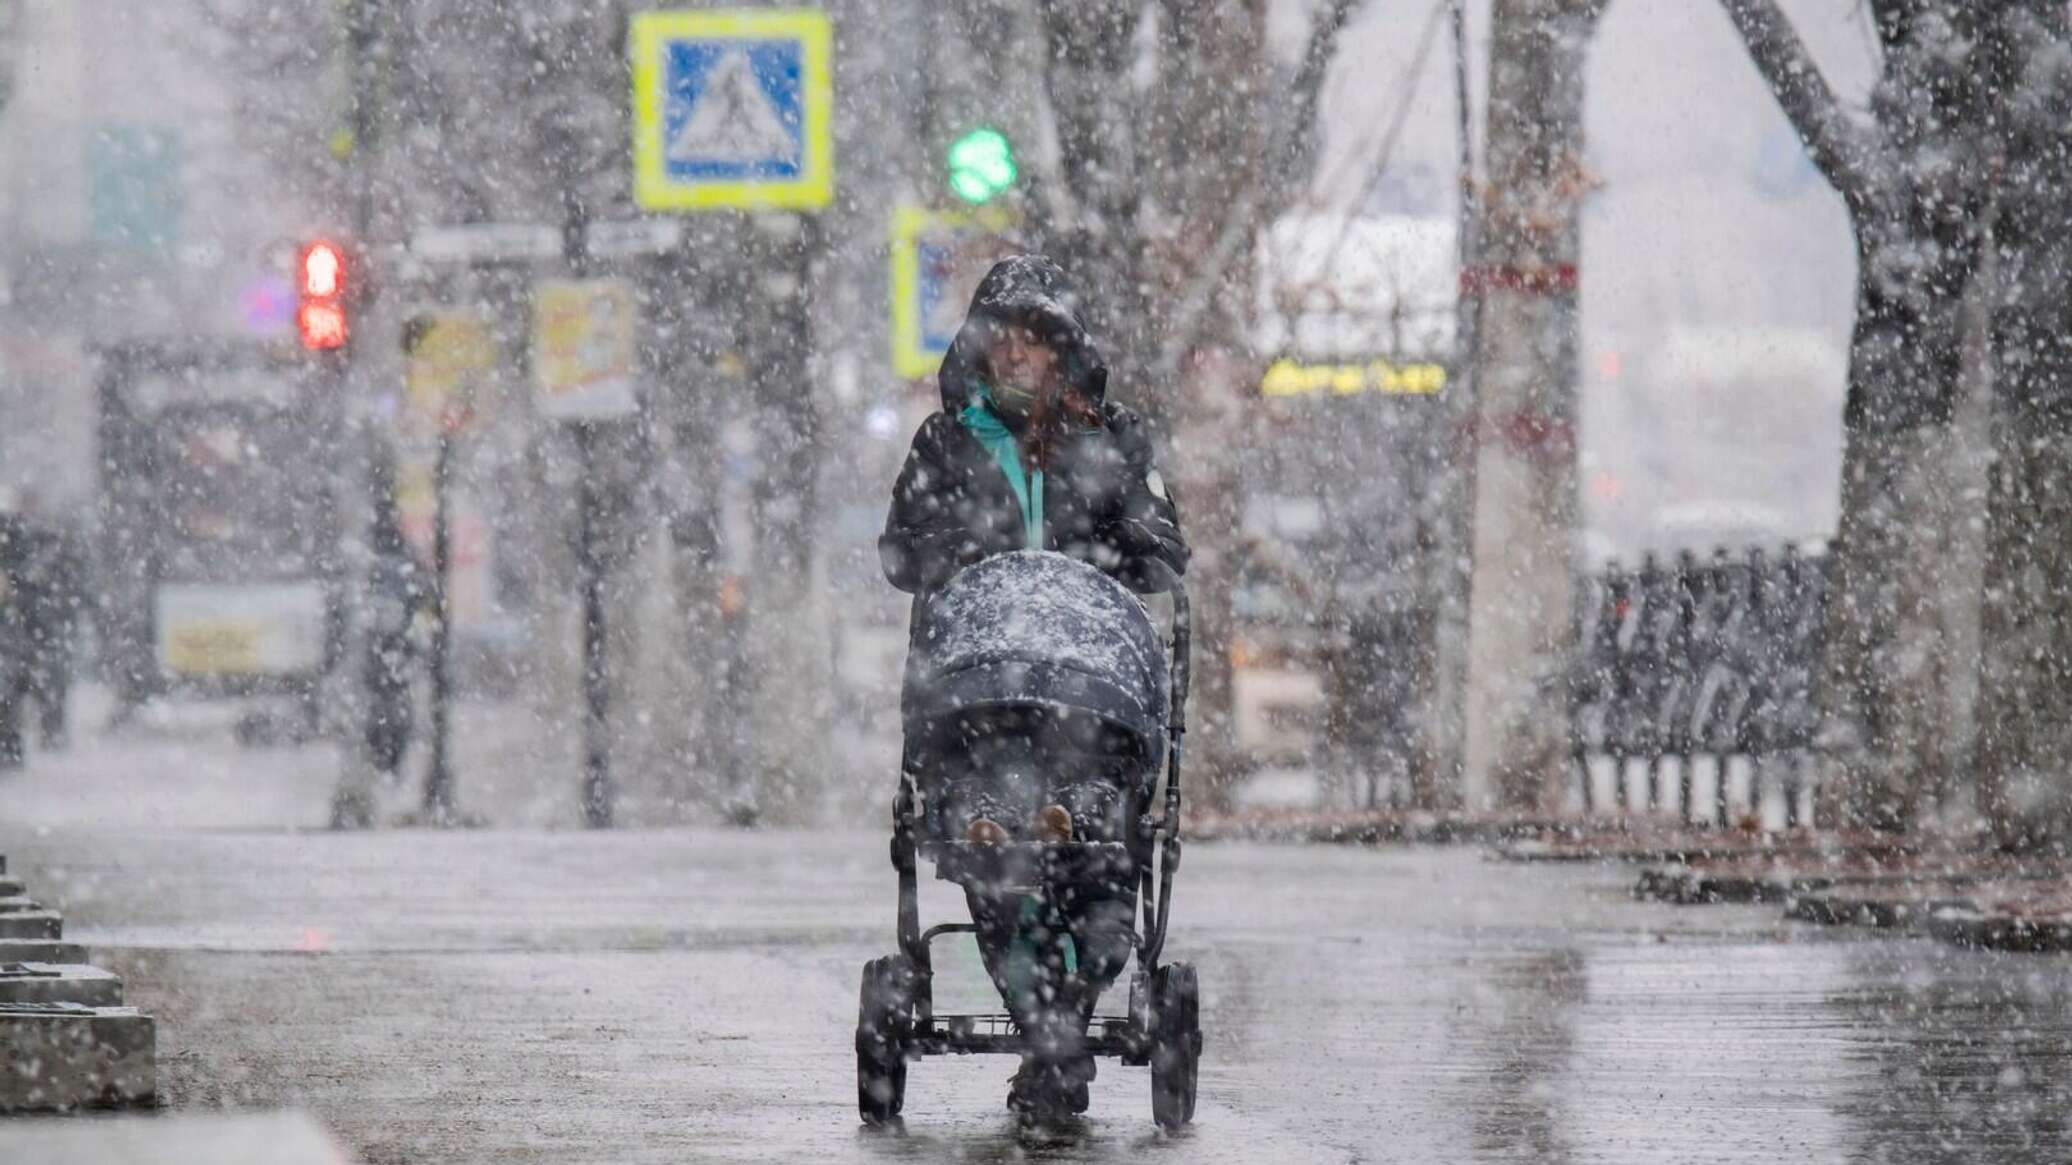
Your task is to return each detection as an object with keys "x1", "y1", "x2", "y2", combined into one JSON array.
[
  {"x1": 889, "y1": 204, "x2": 1020, "y2": 379},
  {"x1": 630, "y1": 9, "x2": 834, "y2": 212}
]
